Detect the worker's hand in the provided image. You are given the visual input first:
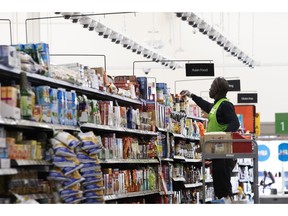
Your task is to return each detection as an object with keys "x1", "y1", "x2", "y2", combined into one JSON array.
[
  {"x1": 205, "y1": 160, "x2": 212, "y2": 166},
  {"x1": 180, "y1": 90, "x2": 192, "y2": 98}
]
